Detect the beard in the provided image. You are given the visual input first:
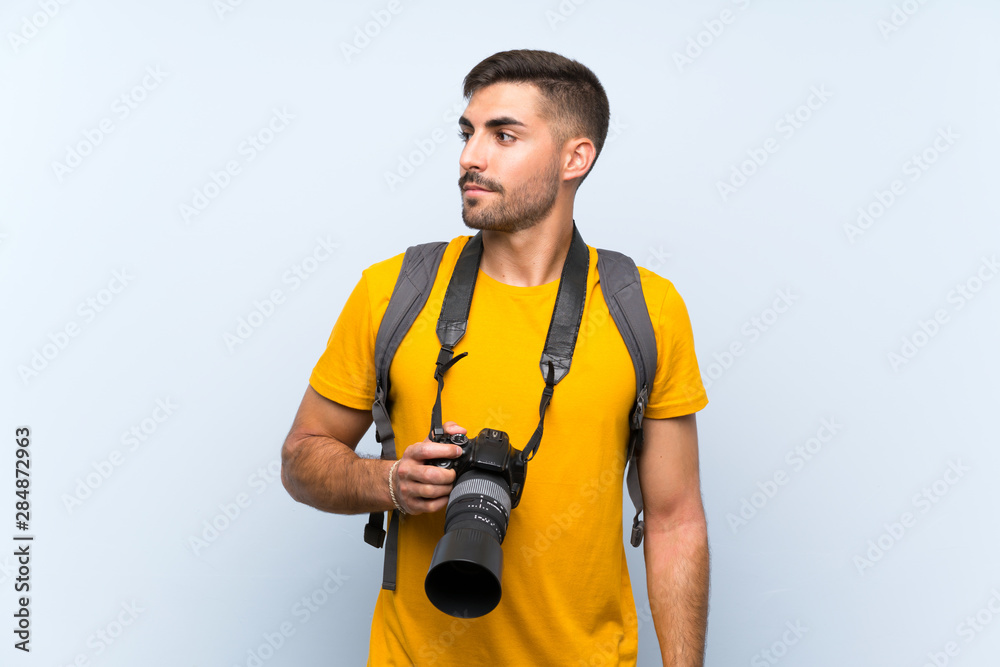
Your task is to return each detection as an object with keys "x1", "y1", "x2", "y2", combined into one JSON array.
[{"x1": 459, "y1": 159, "x2": 561, "y2": 233}]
